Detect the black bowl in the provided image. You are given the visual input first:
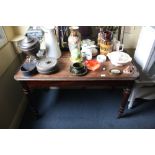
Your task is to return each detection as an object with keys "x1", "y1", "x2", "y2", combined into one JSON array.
[
  {"x1": 70, "y1": 62, "x2": 87, "y2": 75},
  {"x1": 72, "y1": 62, "x2": 85, "y2": 70}
]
